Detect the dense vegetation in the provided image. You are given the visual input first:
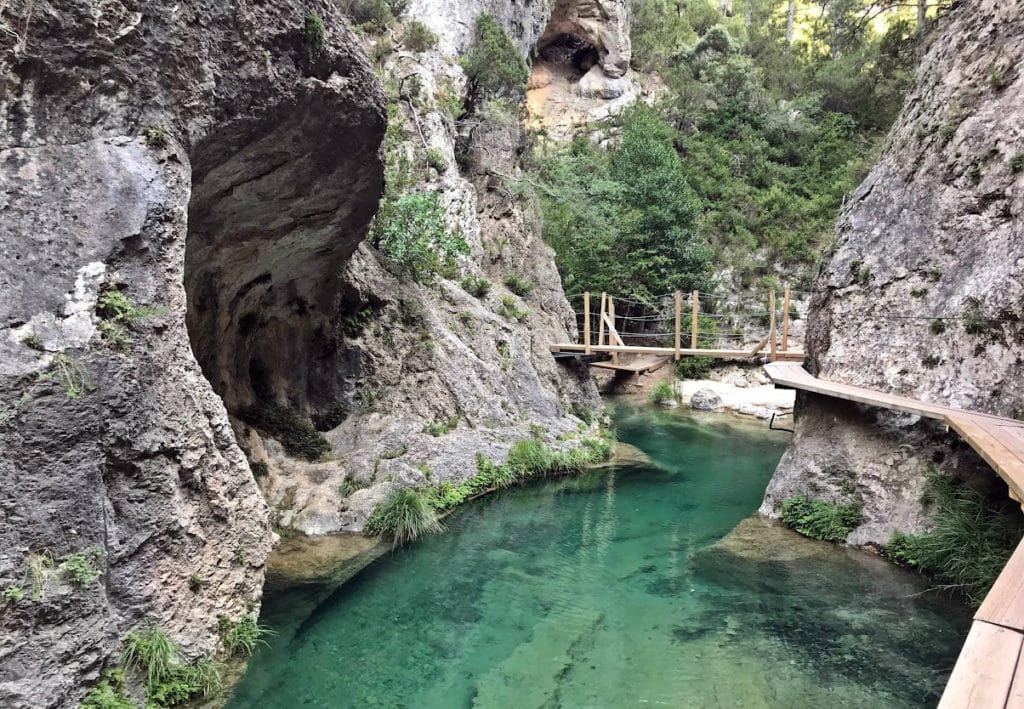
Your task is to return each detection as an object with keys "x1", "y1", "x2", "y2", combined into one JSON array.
[
  {"x1": 885, "y1": 473, "x2": 1024, "y2": 606},
  {"x1": 534, "y1": 0, "x2": 943, "y2": 297}
]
